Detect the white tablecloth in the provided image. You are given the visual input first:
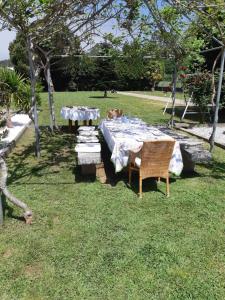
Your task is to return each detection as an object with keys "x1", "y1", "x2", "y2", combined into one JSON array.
[
  {"x1": 99, "y1": 116, "x2": 183, "y2": 176},
  {"x1": 61, "y1": 106, "x2": 100, "y2": 121}
]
